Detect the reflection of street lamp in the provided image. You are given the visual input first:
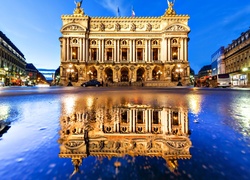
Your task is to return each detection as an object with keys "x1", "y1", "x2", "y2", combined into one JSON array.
[
  {"x1": 156, "y1": 70, "x2": 162, "y2": 80},
  {"x1": 87, "y1": 70, "x2": 93, "y2": 80},
  {"x1": 67, "y1": 64, "x2": 74, "y2": 86},
  {"x1": 176, "y1": 64, "x2": 183, "y2": 86}
]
